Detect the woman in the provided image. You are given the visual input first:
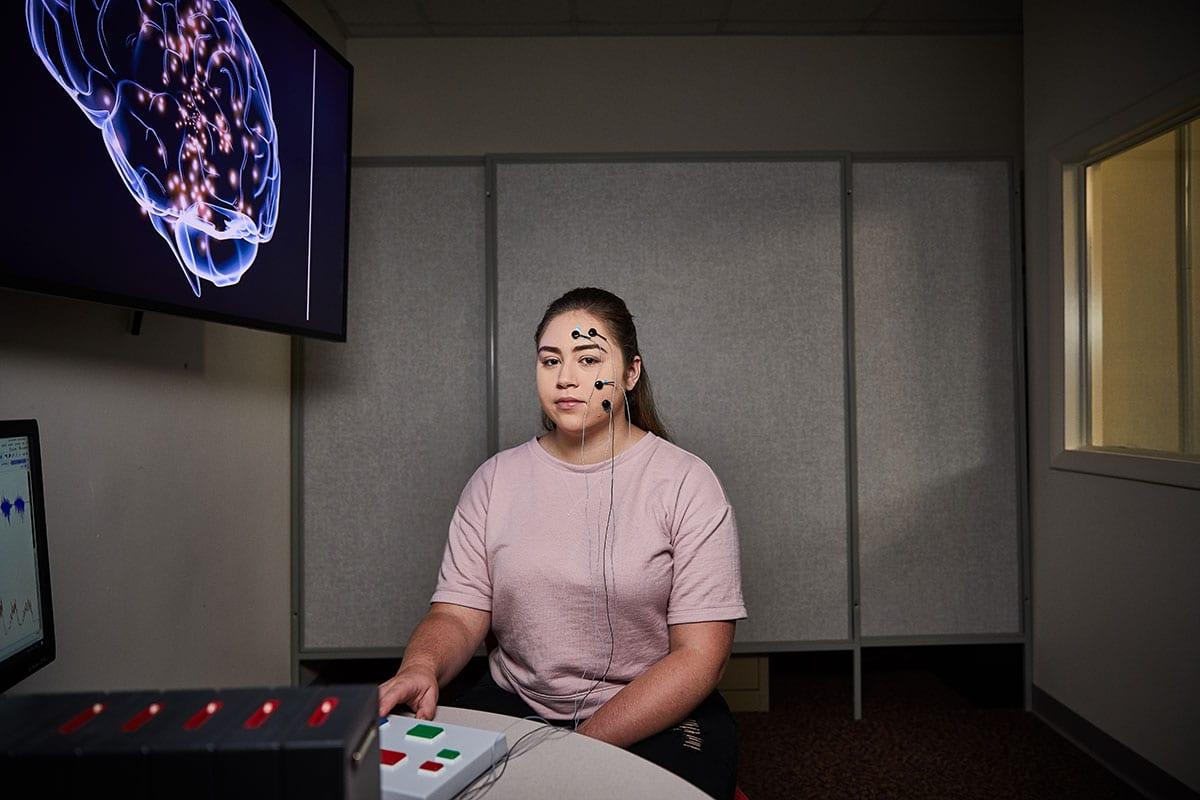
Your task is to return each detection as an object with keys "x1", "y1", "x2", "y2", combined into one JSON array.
[{"x1": 378, "y1": 287, "x2": 746, "y2": 799}]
